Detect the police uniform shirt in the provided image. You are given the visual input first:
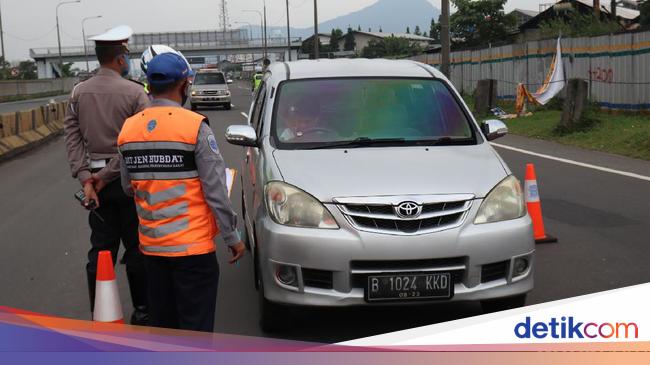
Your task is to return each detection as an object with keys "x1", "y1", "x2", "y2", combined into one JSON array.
[
  {"x1": 119, "y1": 98, "x2": 241, "y2": 246},
  {"x1": 64, "y1": 68, "x2": 151, "y2": 184}
]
